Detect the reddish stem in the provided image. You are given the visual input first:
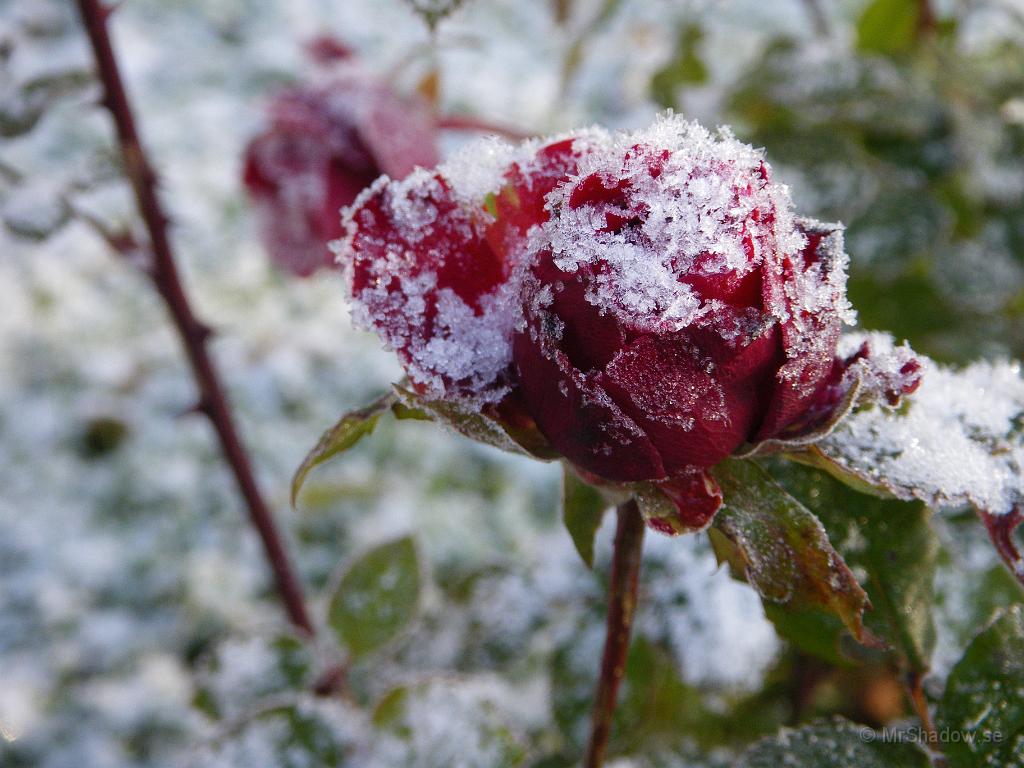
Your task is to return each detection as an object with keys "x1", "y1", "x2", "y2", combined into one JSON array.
[
  {"x1": 436, "y1": 114, "x2": 532, "y2": 141},
  {"x1": 585, "y1": 499, "x2": 645, "y2": 768},
  {"x1": 978, "y1": 505, "x2": 1024, "y2": 588},
  {"x1": 74, "y1": 0, "x2": 315, "y2": 636}
]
